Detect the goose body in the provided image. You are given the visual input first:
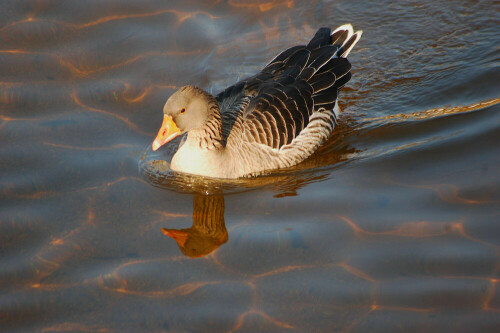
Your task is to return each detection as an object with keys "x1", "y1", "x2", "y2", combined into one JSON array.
[{"x1": 152, "y1": 25, "x2": 362, "y2": 179}]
